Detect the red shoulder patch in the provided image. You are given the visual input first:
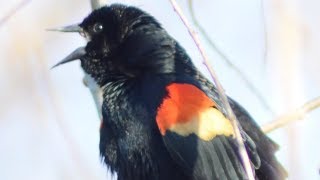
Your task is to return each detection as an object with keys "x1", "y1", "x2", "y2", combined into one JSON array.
[{"x1": 156, "y1": 83, "x2": 215, "y2": 135}]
